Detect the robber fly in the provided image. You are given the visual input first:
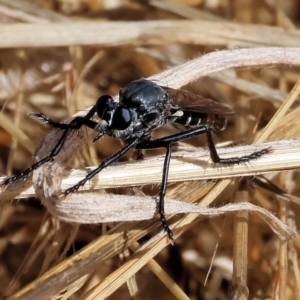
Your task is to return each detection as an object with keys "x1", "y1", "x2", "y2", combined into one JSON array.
[{"x1": 2, "y1": 79, "x2": 270, "y2": 240}]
